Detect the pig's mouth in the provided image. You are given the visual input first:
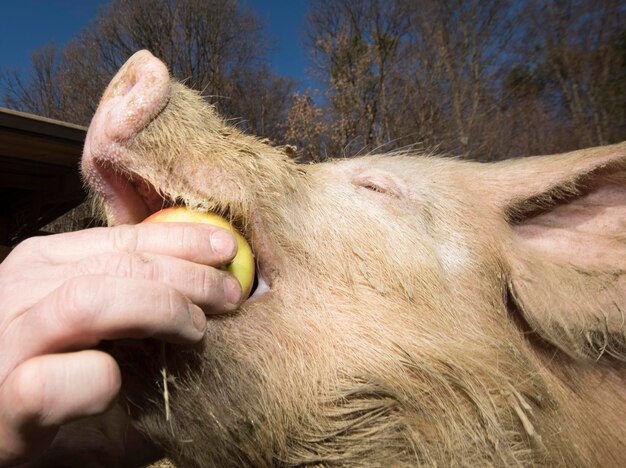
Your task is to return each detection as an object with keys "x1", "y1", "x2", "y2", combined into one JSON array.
[
  {"x1": 86, "y1": 159, "x2": 173, "y2": 222},
  {"x1": 84, "y1": 157, "x2": 268, "y2": 301}
]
